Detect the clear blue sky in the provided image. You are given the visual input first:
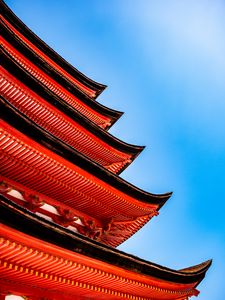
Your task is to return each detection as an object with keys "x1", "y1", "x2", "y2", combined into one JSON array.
[{"x1": 6, "y1": 1, "x2": 225, "y2": 299}]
